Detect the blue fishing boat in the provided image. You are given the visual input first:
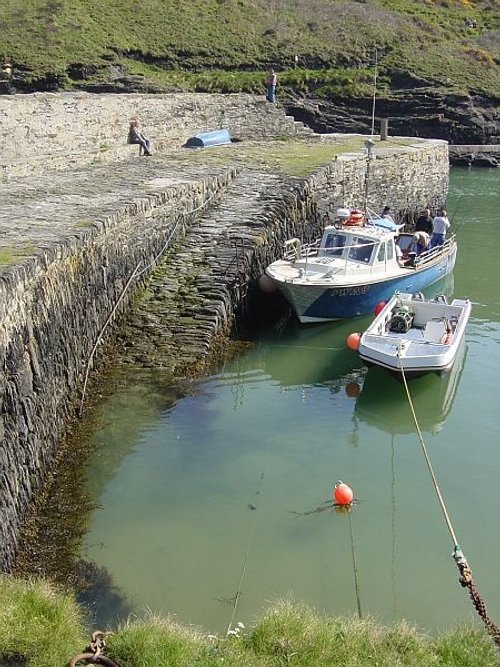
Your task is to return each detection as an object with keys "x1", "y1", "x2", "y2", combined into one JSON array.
[{"x1": 265, "y1": 214, "x2": 457, "y2": 323}]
